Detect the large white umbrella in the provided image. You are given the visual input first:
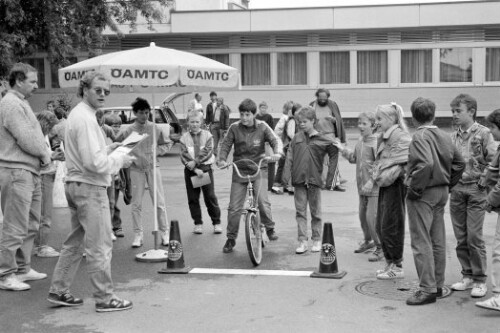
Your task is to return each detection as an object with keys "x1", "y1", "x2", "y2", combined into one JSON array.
[{"x1": 59, "y1": 42, "x2": 239, "y2": 262}]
